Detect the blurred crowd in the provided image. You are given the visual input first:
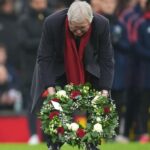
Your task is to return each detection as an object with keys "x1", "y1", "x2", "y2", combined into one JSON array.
[{"x1": 0, "y1": 0, "x2": 150, "y2": 145}]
